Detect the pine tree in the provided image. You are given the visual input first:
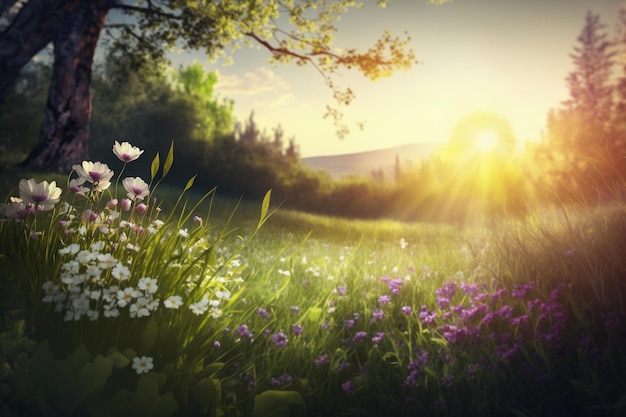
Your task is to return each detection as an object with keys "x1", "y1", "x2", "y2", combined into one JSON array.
[{"x1": 564, "y1": 11, "x2": 615, "y2": 130}]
